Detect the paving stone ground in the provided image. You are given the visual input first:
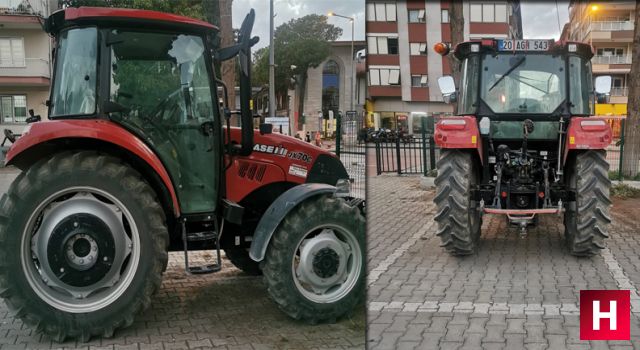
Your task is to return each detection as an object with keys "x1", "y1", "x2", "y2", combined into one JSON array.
[
  {"x1": 367, "y1": 174, "x2": 640, "y2": 350},
  {"x1": 0, "y1": 167, "x2": 365, "y2": 350}
]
